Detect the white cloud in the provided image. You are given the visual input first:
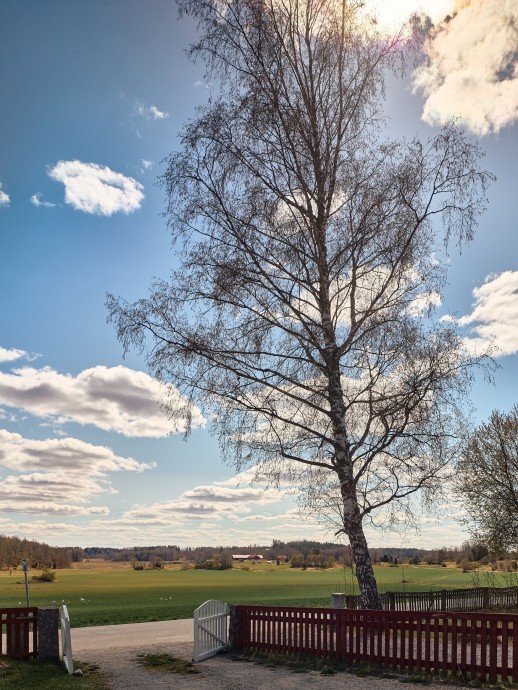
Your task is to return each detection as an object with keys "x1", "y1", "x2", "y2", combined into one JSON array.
[
  {"x1": 0, "y1": 429, "x2": 153, "y2": 516},
  {"x1": 0, "y1": 499, "x2": 109, "y2": 516},
  {"x1": 121, "y1": 479, "x2": 284, "y2": 526},
  {"x1": 48, "y1": 160, "x2": 144, "y2": 216},
  {"x1": 0, "y1": 182, "x2": 10, "y2": 207},
  {"x1": 0, "y1": 429, "x2": 153, "y2": 474},
  {"x1": 0, "y1": 347, "x2": 27, "y2": 363},
  {"x1": 141, "y1": 159, "x2": 154, "y2": 170},
  {"x1": 450, "y1": 271, "x2": 518, "y2": 356},
  {"x1": 413, "y1": 0, "x2": 518, "y2": 136},
  {"x1": 135, "y1": 101, "x2": 169, "y2": 120},
  {"x1": 122, "y1": 501, "x2": 234, "y2": 522},
  {"x1": 30, "y1": 192, "x2": 56, "y2": 208},
  {"x1": 183, "y1": 484, "x2": 281, "y2": 504},
  {"x1": 0, "y1": 364, "x2": 205, "y2": 437}
]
